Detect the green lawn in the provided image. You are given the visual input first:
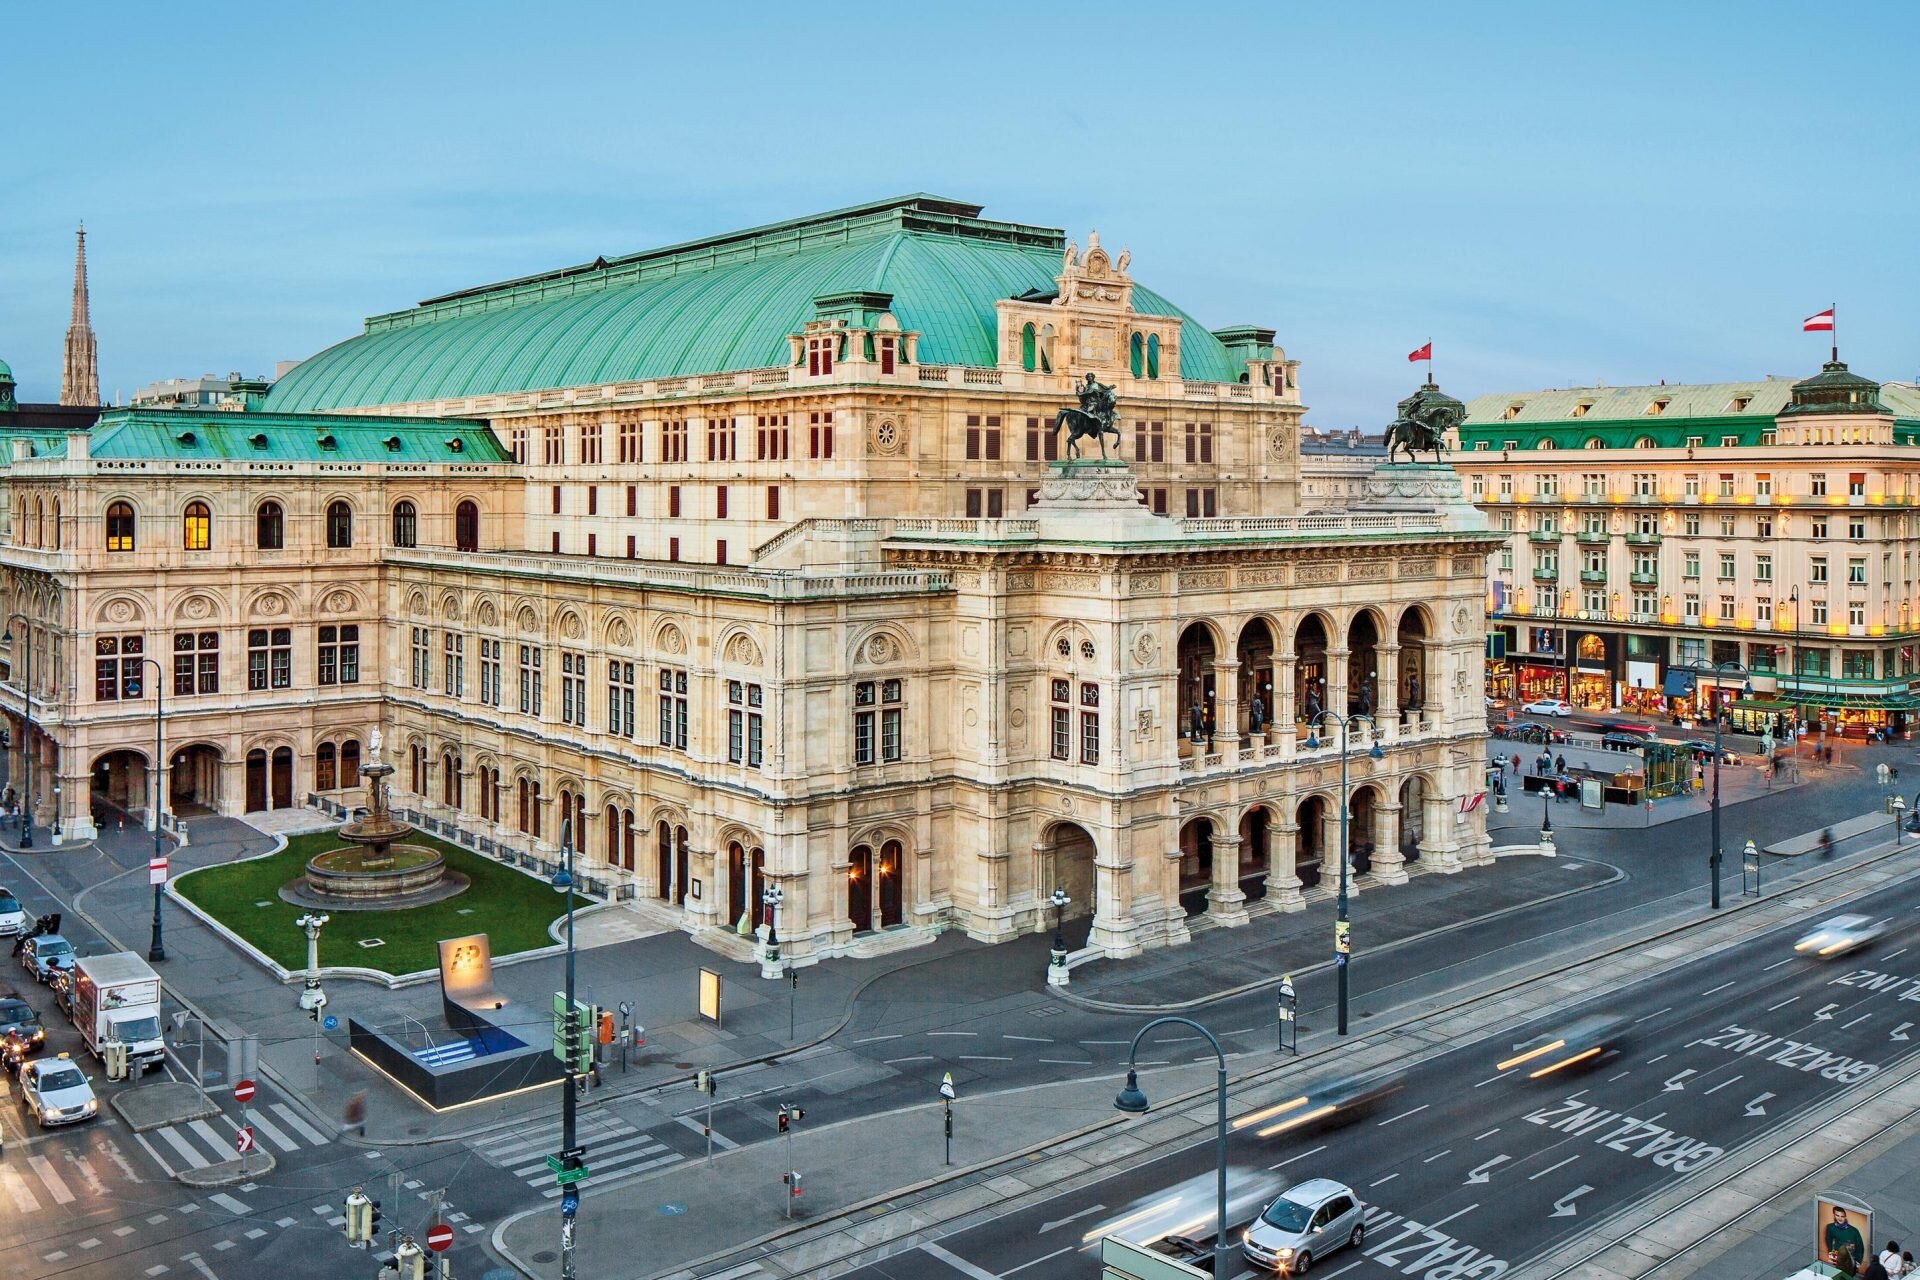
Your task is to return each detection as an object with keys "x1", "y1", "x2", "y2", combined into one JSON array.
[{"x1": 174, "y1": 832, "x2": 569, "y2": 977}]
